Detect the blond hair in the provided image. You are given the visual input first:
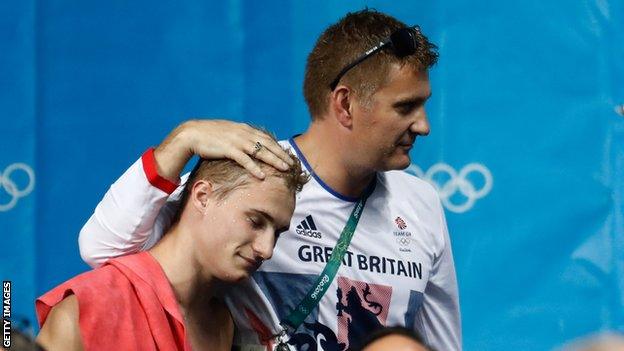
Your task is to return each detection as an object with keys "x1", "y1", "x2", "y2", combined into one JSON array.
[{"x1": 173, "y1": 130, "x2": 308, "y2": 222}]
